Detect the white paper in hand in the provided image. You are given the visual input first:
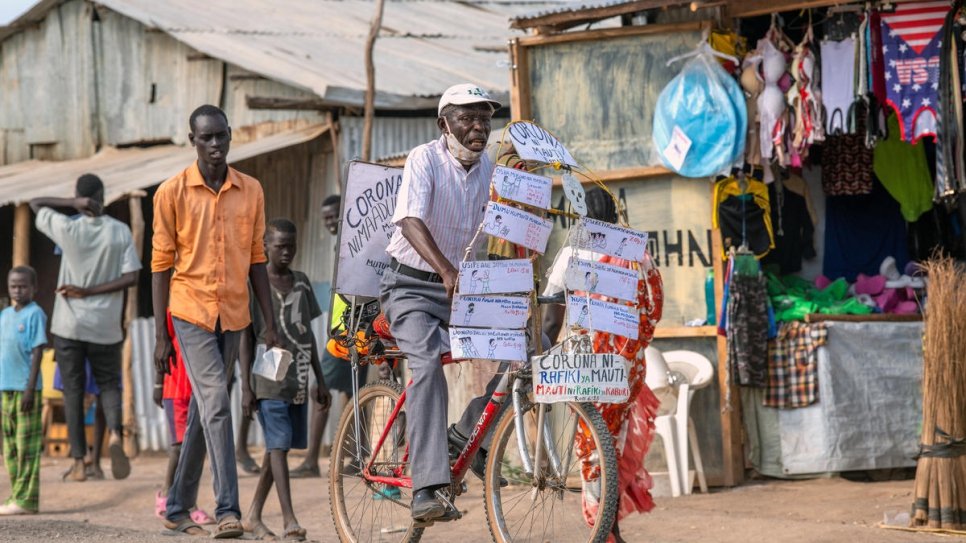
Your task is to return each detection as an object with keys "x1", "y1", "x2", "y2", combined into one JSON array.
[{"x1": 253, "y1": 347, "x2": 293, "y2": 382}]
